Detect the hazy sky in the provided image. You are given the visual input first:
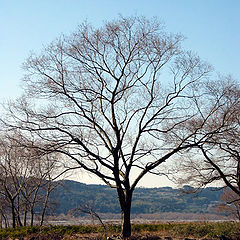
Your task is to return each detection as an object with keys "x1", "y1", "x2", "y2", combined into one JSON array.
[{"x1": 0, "y1": 0, "x2": 240, "y2": 187}]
